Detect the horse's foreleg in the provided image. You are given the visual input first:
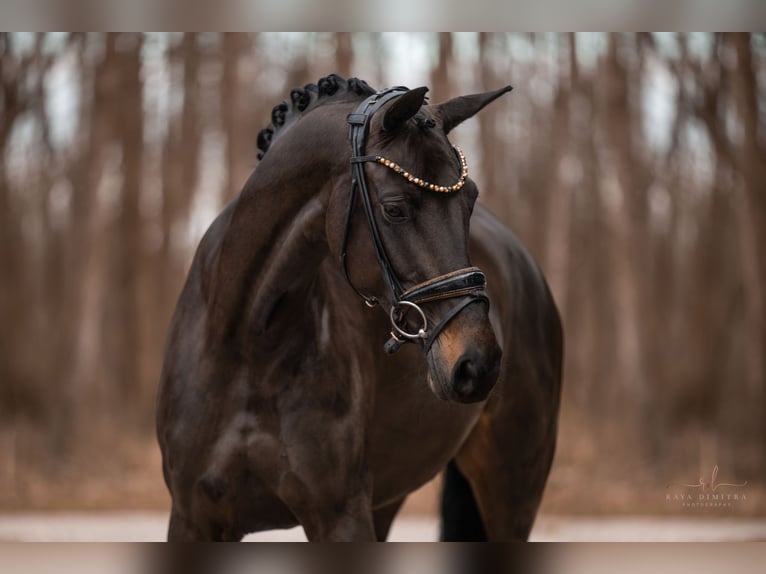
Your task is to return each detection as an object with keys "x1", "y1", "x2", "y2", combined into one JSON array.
[
  {"x1": 167, "y1": 508, "x2": 208, "y2": 542},
  {"x1": 453, "y1": 407, "x2": 558, "y2": 541},
  {"x1": 440, "y1": 460, "x2": 487, "y2": 541},
  {"x1": 271, "y1": 454, "x2": 376, "y2": 541},
  {"x1": 167, "y1": 502, "x2": 245, "y2": 542},
  {"x1": 372, "y1": 497, "x2": 406, "y2": 541},
  {"x1": 291, "y1": 485, "x2": 376, "y2": 542}
]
